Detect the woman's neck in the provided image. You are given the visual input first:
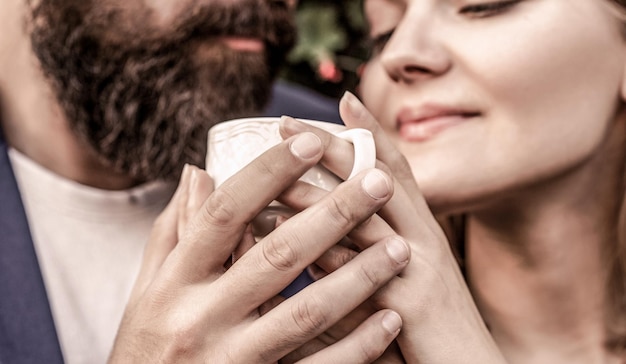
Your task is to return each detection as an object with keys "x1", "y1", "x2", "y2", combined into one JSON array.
[
  {"x1": 464, "y1": 118, "x2": 626, "y2": 364},
  {"x1": 467, "y1": 205, "x2": 612, "y2": 363}
]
